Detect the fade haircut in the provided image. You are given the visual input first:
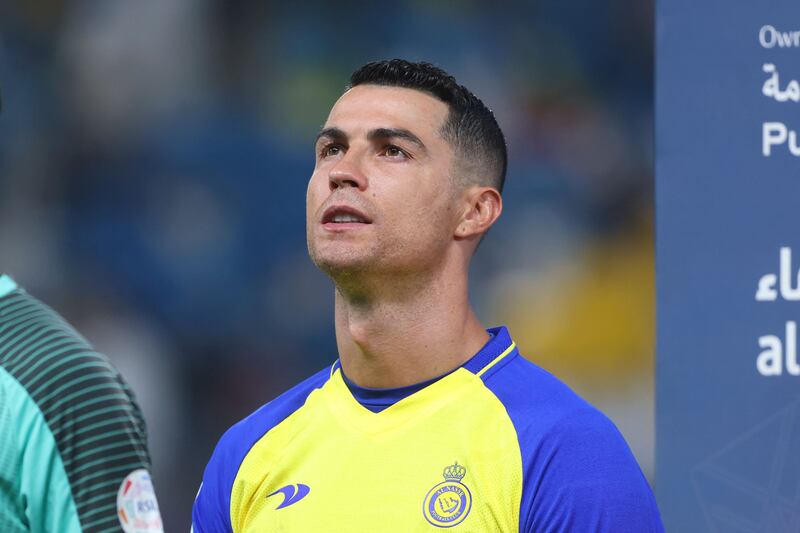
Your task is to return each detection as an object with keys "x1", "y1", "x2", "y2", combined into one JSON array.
[{"x1": 348, "y1": 59, "x2": 507, "y2": 194}]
